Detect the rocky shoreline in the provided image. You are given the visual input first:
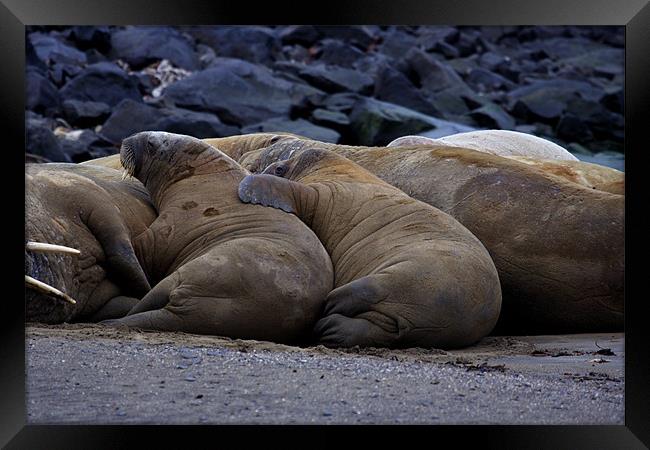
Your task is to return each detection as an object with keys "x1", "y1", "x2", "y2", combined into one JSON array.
[{"x1": 26, "y1": 26, "x2": 624, "y2": 170}]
